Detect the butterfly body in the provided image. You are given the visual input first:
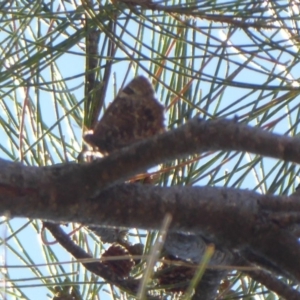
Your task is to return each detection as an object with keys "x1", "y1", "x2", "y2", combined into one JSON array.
[{"x1": 84, "y1": 76, "x2": 165, "y2": 153}]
